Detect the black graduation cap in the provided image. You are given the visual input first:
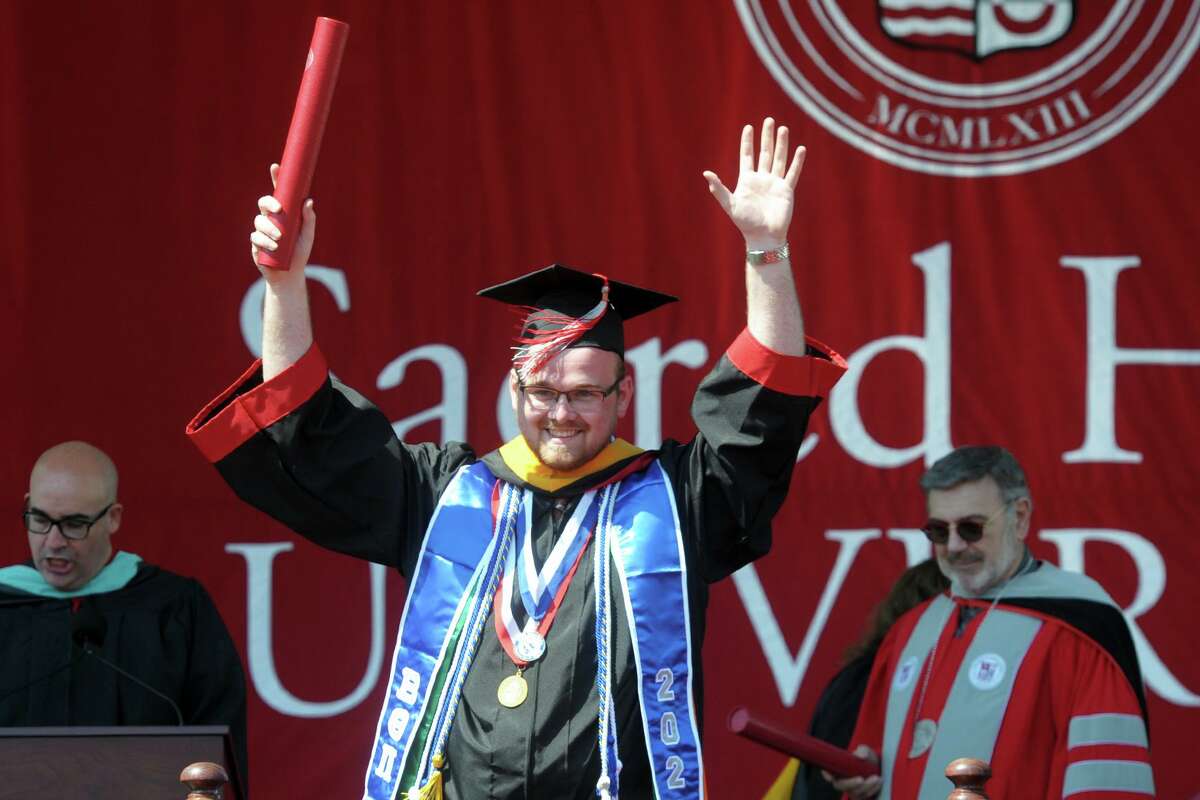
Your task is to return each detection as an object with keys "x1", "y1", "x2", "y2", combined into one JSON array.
[{"x1": 478, "y1": 264, "x2": 677, "y2": 378}]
